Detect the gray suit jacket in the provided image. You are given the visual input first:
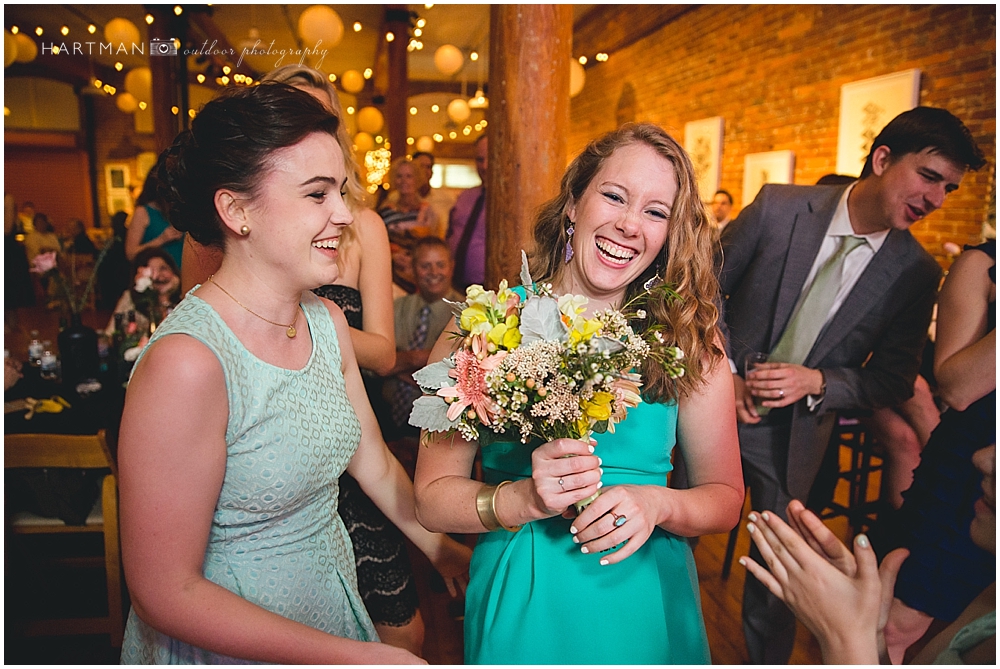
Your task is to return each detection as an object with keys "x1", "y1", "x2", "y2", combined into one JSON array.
[{"x1": 719, "y1": 183, "x2": 940, "y2": 499}]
